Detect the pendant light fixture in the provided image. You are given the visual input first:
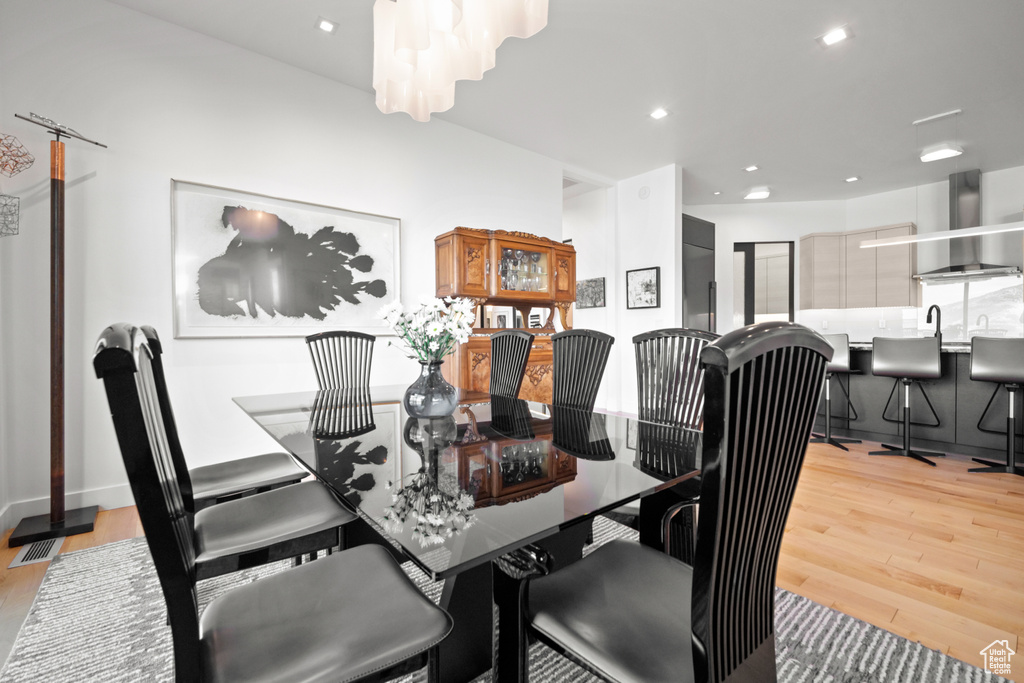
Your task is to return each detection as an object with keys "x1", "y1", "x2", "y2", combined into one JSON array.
[{"x1": 373, "y1": 0, "x2": 548, "y2": 122}]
